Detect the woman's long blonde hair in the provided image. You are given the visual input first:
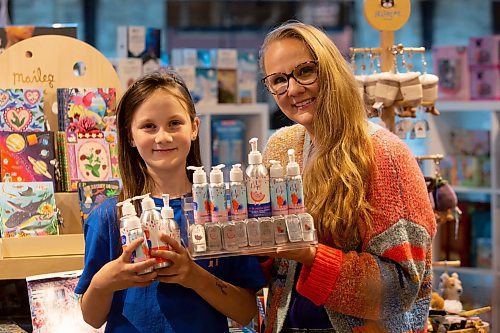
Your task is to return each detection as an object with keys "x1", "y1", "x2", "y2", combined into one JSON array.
[{"x1": 260, "y1": 22, "x2": 375, "y2": 248}]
